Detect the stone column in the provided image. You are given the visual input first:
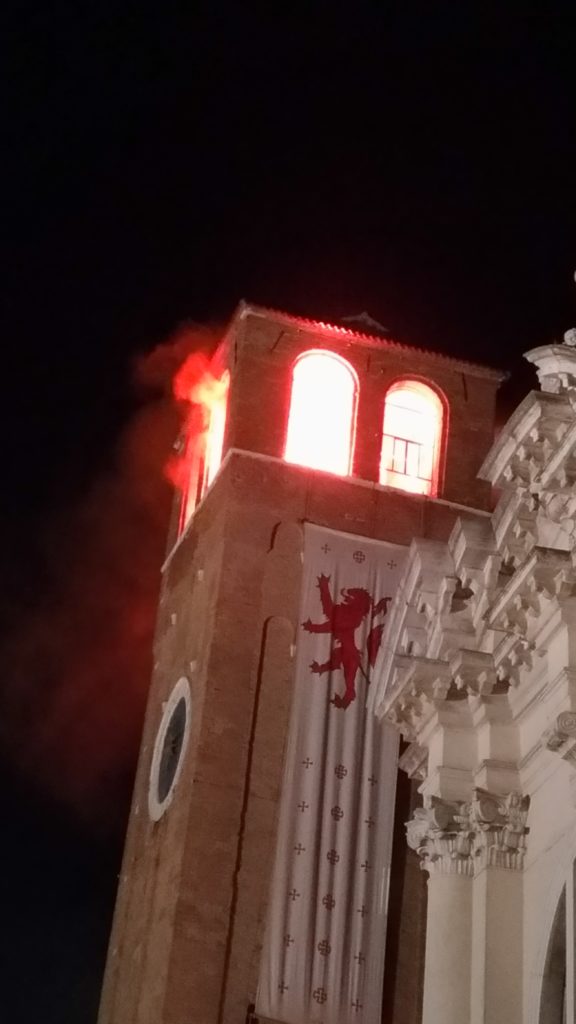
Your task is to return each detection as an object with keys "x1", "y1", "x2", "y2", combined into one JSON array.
[
  {"x1": 407, "y1": 798, "x2": 474, "y2": 1024},
  {"x1": 407, "y1": 789, "x2": 529, "y2": 1024},
  {"x1": 468, "y1": 790, "x2": 529, "y2": 1024}
]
